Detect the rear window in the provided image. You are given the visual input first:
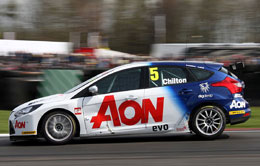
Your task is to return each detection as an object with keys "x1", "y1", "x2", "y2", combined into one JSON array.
[
  {"x1": 219, "y1": 67, "x2": 238, "y2": 79},
  {"x1": 188, "y1": 67, "x2": 213, "y2": 81}
]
